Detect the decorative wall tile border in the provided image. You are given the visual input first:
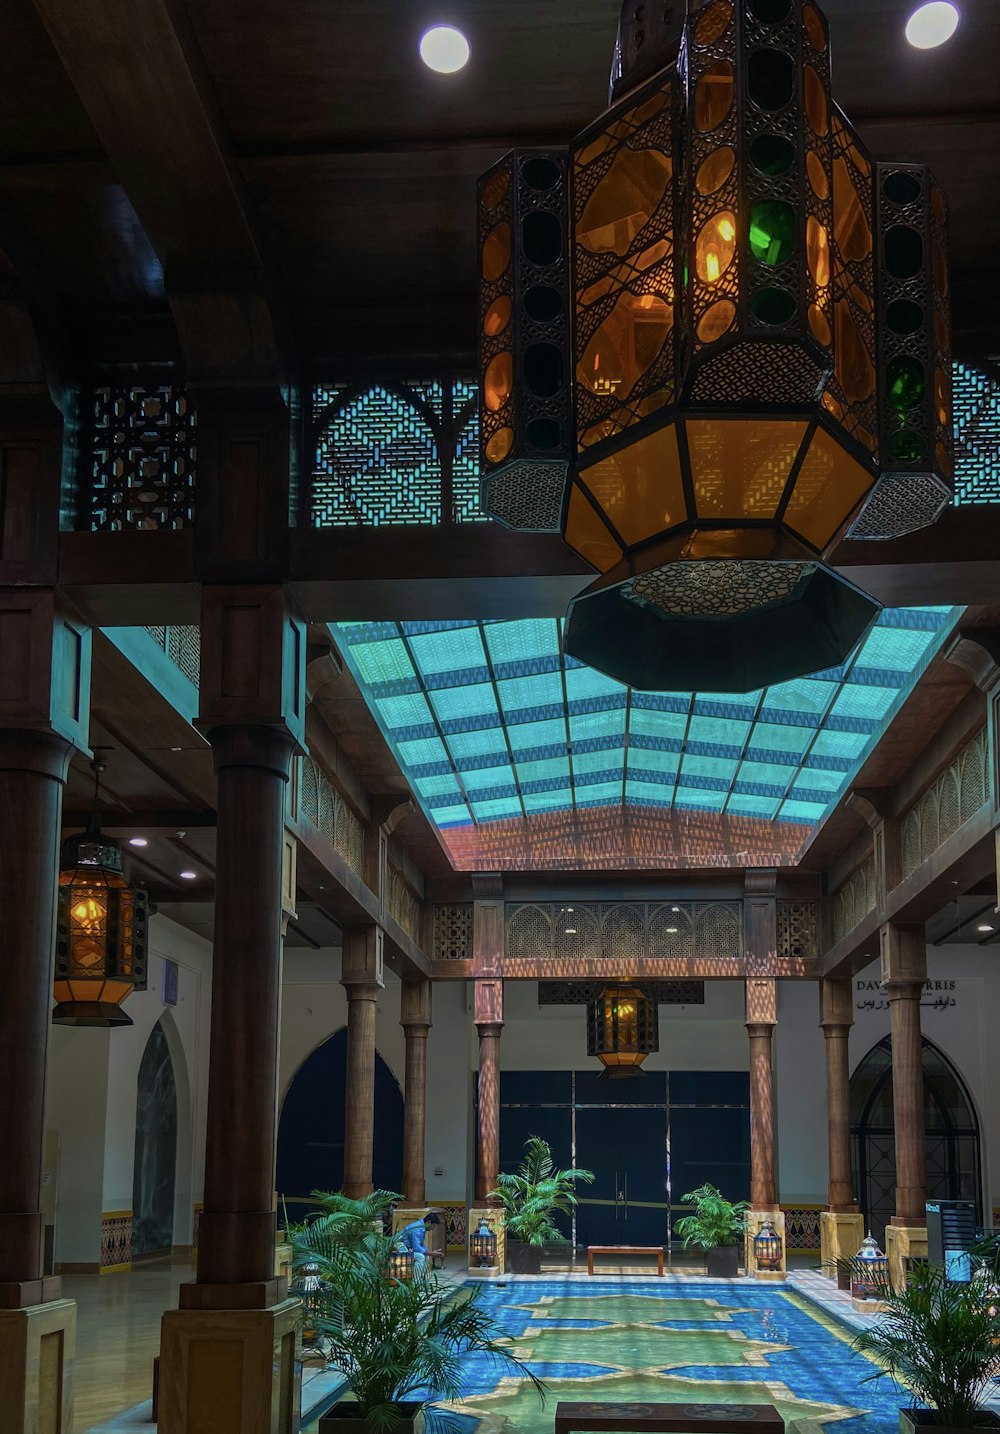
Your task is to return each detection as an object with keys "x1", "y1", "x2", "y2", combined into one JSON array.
[
  {"x1": 101, "y1": 1210, "x2": 133, "y2": 1271},
  {"x1": 780, "y1": 1204, "x2": 823, "y2": 1251}
]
